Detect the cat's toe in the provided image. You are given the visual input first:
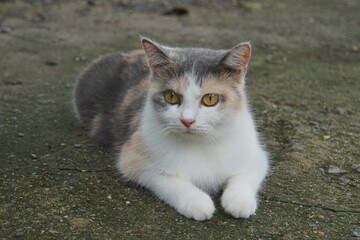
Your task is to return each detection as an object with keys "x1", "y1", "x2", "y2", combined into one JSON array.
[
  {"x1": 179, "y1": 193, "x2": 215, "y2": 221},
  {"x1": 221, "y1": 190, "x2": 257, "y2": 218}
]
